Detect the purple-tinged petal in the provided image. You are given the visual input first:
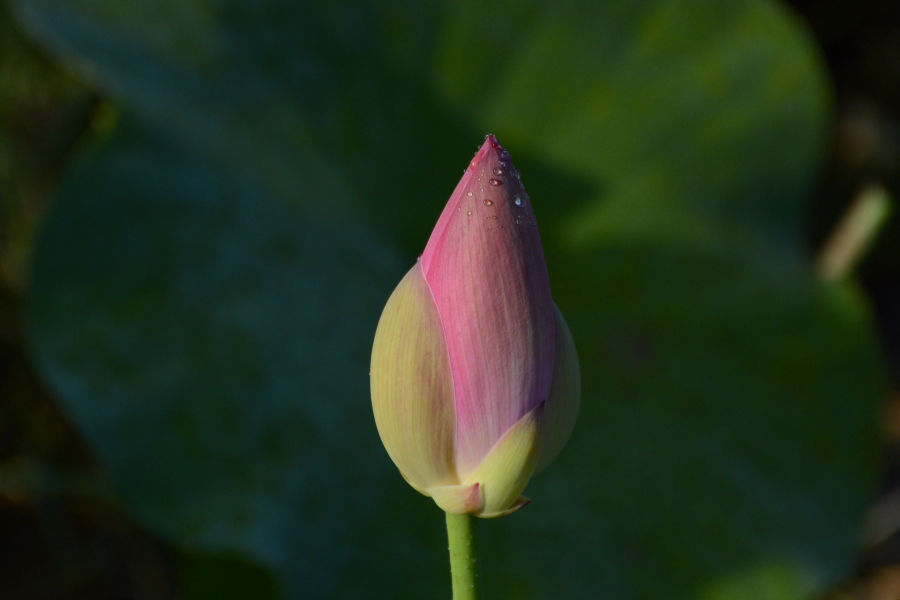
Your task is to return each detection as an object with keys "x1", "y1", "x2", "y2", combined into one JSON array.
[{"x1": 534, "y1": 303, "x2": 581, "y2": 474}]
